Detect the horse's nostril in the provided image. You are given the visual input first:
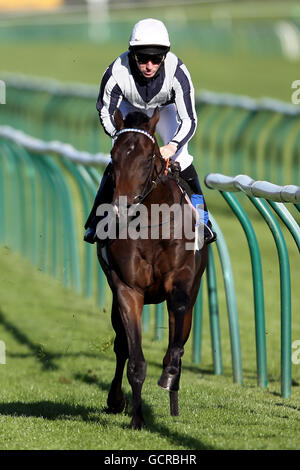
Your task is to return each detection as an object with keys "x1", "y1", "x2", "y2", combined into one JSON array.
[
  {"x1": 112, "y1": 197, "x2": 133, "y2": 219},
  {"x1": 113, "y1": 195, "x2": 137, "y2": 209},
  {"x1": 112, "y1": 202, "x2": 120, "y2": 217}
]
